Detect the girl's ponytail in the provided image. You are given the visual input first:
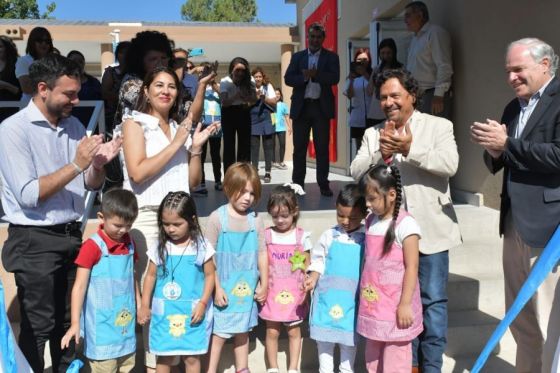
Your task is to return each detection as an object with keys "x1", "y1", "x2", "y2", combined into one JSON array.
[{"x1": 382, "y1": 165, "x2": 402, "y2": 256}]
